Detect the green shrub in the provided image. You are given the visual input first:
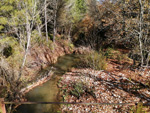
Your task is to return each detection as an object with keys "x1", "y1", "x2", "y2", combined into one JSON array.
[
  {"x1": 70, "y1": 82, "x2": 85, "y2": 99},
  {"x1": 0, "y1": 37, "x2": 23, "y2": 68},
  {"x1": 70, "y1": 81, "x2": 95, "y2": 99},
  {"x1": 130, "y1": 103, "x2": 149, "y2": 113},
  {"x1": 104, "y1": 47, "x2": 115, "y2": 59},
  {"x1": 77, "y1": 51, "x2": 106, "y2": 70},
  {"x1": 105, "y1": 48, "x2": 130, "y2": 64},
  {"x1": 117, "y1": 53, "x2": 129, "y2": 64}
]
